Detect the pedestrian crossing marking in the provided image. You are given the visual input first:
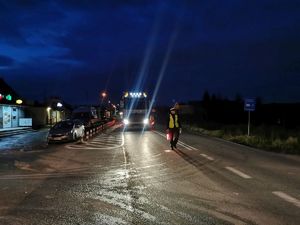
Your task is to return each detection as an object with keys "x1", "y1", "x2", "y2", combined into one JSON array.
[{"x1": 66, "y1": 133, "x2": 124, "y2": 150}]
